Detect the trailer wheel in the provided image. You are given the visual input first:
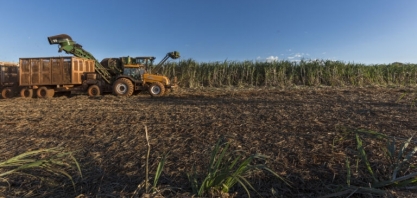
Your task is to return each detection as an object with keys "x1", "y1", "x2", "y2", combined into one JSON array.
[
  {"x1": 88, "y1": 85, "x2": 101, "y2": 97},
  {"x1": 47, "y1": 89, "x2": 55, "y2": 98},
  {"x1": 37, "y1": 87, "x2": 52, "y2": 98},
  {"x1": 20, "y1": 88, "x2": 33, "y2": 98},
  {"x1": 113, "y1": 78, "x2": 134, "y2": 96},
  {"x1": 1, "y1": 88, "x2": 13, "y2": 99},
  {"x1": 149, "y1": 82, "x2": 165, "y2": 97}
]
